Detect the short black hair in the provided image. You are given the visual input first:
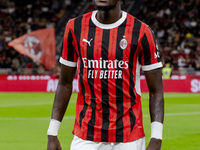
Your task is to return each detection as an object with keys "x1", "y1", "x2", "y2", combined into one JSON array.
[{"x1": 122, "y1": 0, "x2": 126, "y2": 4}]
